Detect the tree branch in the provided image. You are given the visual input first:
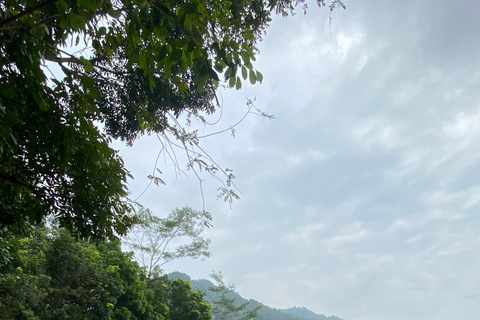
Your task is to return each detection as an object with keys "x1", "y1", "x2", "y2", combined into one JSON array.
[
  {"x1": 0, "y1": 171, "x2": 42, "y2": 196},
  {"x1": 0, "y1": 0, "x2": 60, "y2": 28}
]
